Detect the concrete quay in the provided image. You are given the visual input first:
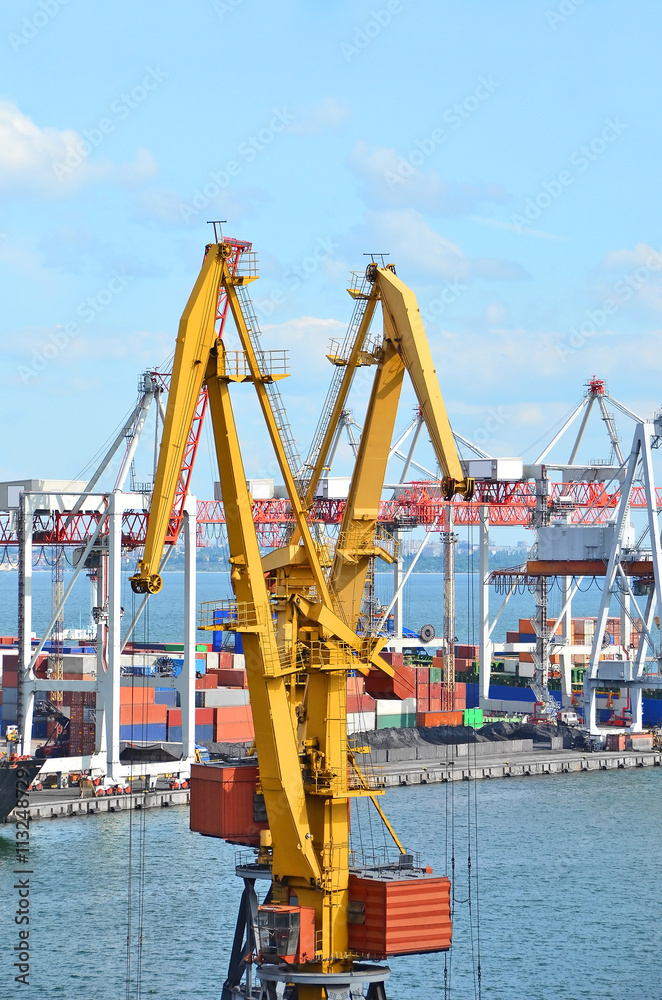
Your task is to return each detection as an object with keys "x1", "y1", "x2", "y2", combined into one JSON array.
[
  {"x1": 375, "y1": 740, "x2": 662, "y2": 786},
  {"x1": 3, "y1": 784, "x2": 190, "y2": 823}
]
